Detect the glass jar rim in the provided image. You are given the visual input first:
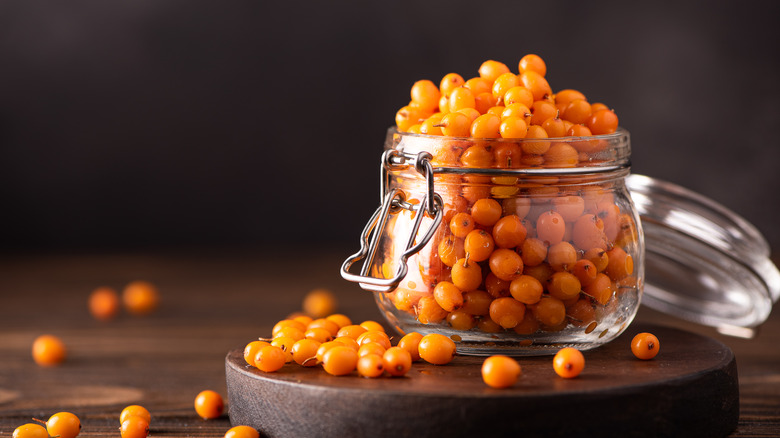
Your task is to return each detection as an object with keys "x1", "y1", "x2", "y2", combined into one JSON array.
[{"x1": 386, "y1": 127, "x2": 631, "y2": 175}]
